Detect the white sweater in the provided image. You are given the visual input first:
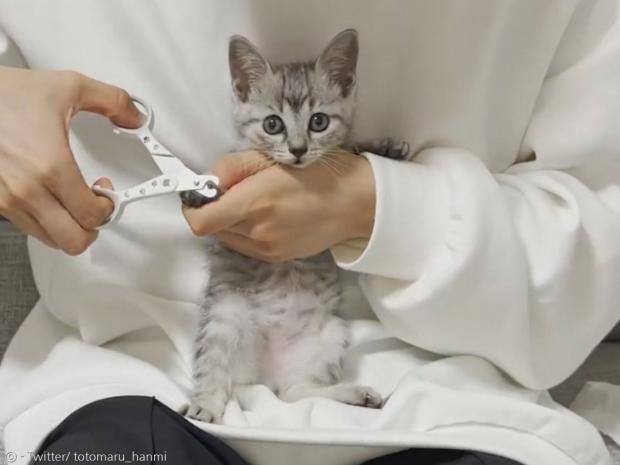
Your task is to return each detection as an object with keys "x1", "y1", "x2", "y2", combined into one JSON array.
[{"x1": 1, "y1": 1, "x2": 619, "y2": 464}]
